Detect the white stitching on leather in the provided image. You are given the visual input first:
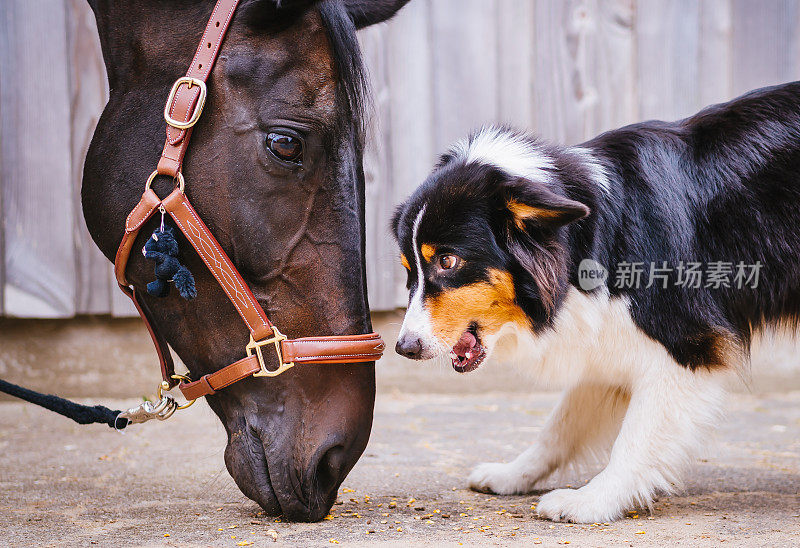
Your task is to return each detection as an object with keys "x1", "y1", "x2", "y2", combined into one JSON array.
[
  {"x1": 168, "y1": 198, "x2": 274, "y2": 335},
  {"x1": 168, "y1": 206, "x2": 254, "y2": 332},
  {"x1": 166, "y1": 1, "x2": 237, "y2": 145},
  {"x1": 295, "y1": 354, "x2": 380, "y2": 361},
  {"x1": 126, "y1": 200, "x2": 158, "y2": 231},
  {"x1": 289, "y1": 337, "x2": 381, "y2": 344}
]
